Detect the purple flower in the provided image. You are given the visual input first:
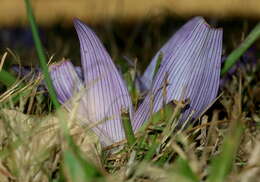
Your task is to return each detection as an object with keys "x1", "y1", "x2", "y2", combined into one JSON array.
[{"x1": 49, "y1": 17, "x2": 223, "y2": 146}]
